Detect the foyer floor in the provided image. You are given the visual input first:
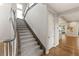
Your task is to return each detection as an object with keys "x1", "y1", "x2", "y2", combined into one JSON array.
[
  {"x1": 0, "y1": 42, "x2": 12, "y2": 56},
  {"x1": 0, "y1": 43, "x2": 4, "y2": 56},
  {"x1": 47, "y1": 35, "x2": 79, "y2": 56}
]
